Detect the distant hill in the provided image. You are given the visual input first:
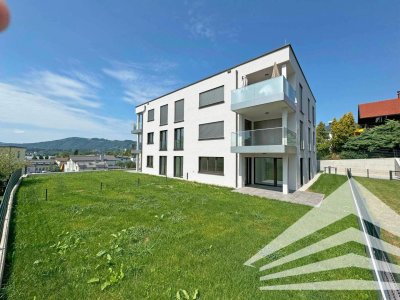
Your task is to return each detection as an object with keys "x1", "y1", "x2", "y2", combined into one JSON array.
[{"x1": 0, "y1": 137, "x2": 134, "y2": 154}]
